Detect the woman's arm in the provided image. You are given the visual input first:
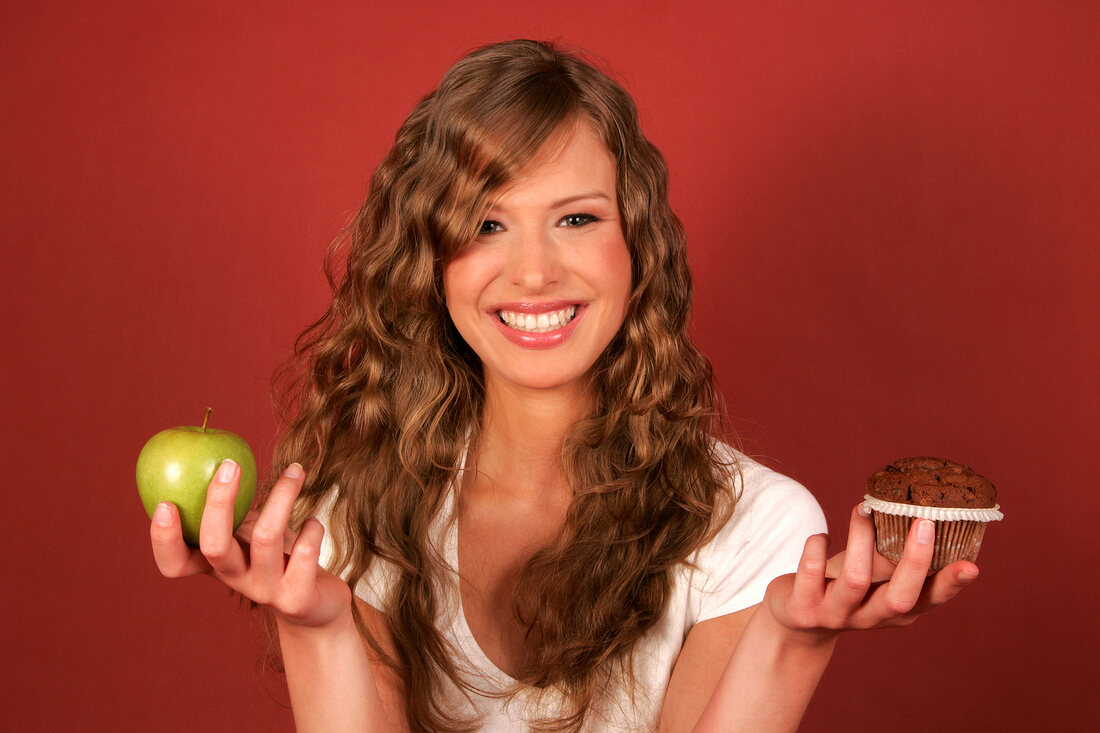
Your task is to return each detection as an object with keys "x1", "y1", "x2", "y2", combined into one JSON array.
[
  {"x1": 661, "y1": 506, "x2": 977, "y2": 733},
  {"x1": 658, "y1": 605, "x2": 838, "y2": 733},
  {"x1": 278, "y1": 599, "x2": 405, "y2": 732},
  {"x1": 689, "y1": 601, "x2": 836, "y2": 732},
  {"x1": 657, "y1": 606, "x2": 757, "y2": 732},
  {"x1": 150, "y1": 462, "x2": 400, "y2": 732}
]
